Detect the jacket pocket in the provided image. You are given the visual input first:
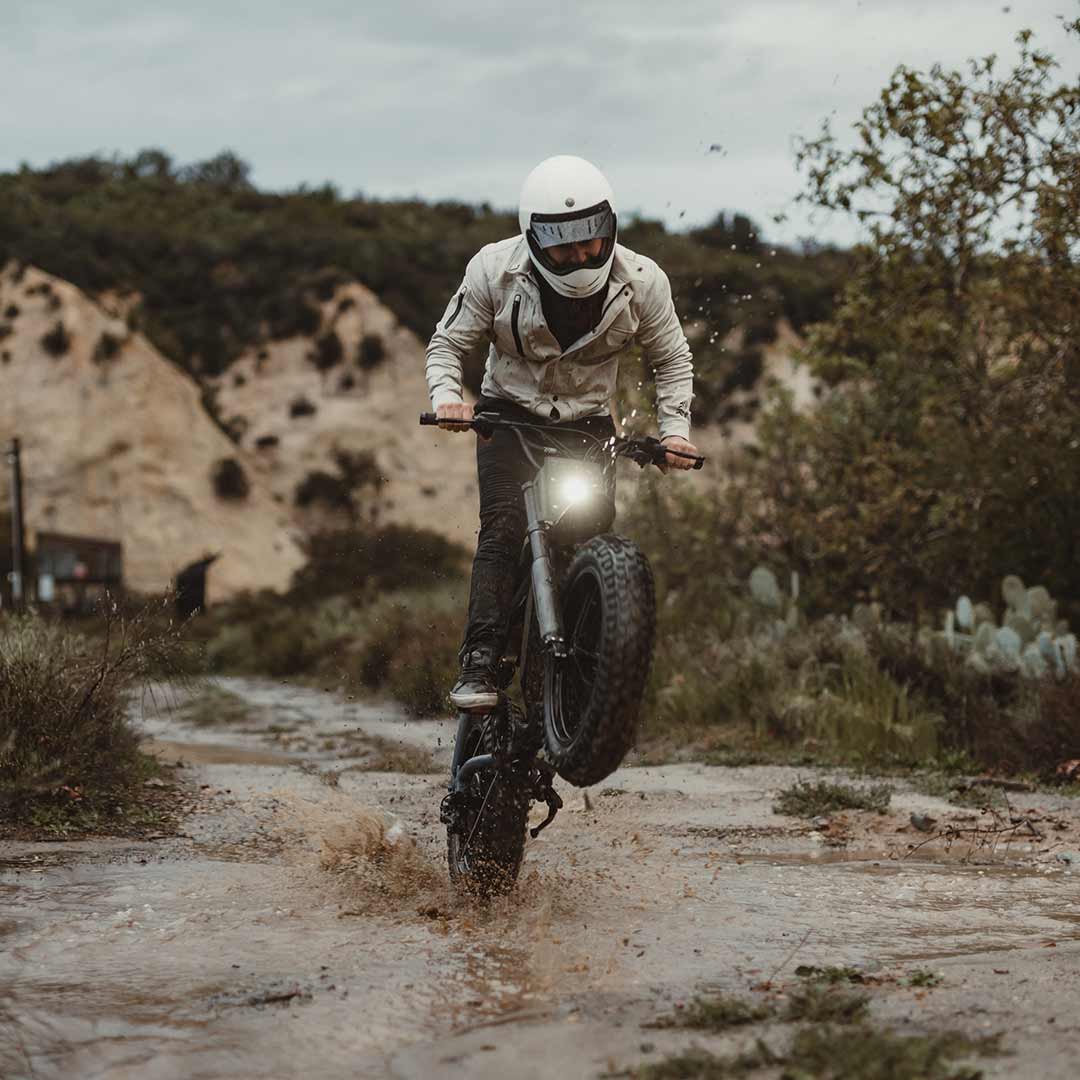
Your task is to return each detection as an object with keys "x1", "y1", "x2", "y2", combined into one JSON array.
[
  {"x1": 445, "y1": 289, "x2": 466, "y2": 329},
  {"x1": 510, "y1": 295, "x2": 524, "y2": 356}
]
